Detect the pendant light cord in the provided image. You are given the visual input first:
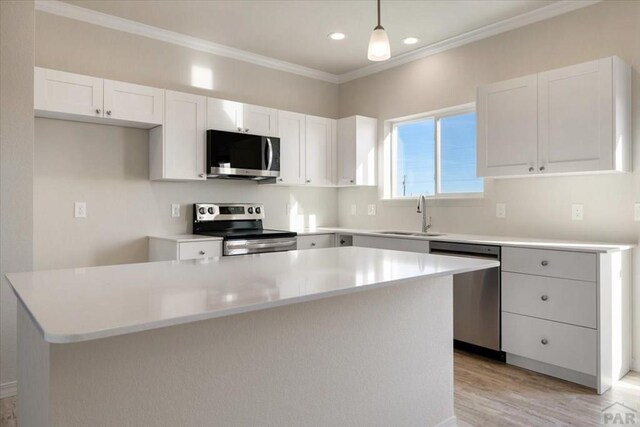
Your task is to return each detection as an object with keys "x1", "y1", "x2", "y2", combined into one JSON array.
[{"x1": 377, "y1": 0, "x2": 382, "y2": 29}]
